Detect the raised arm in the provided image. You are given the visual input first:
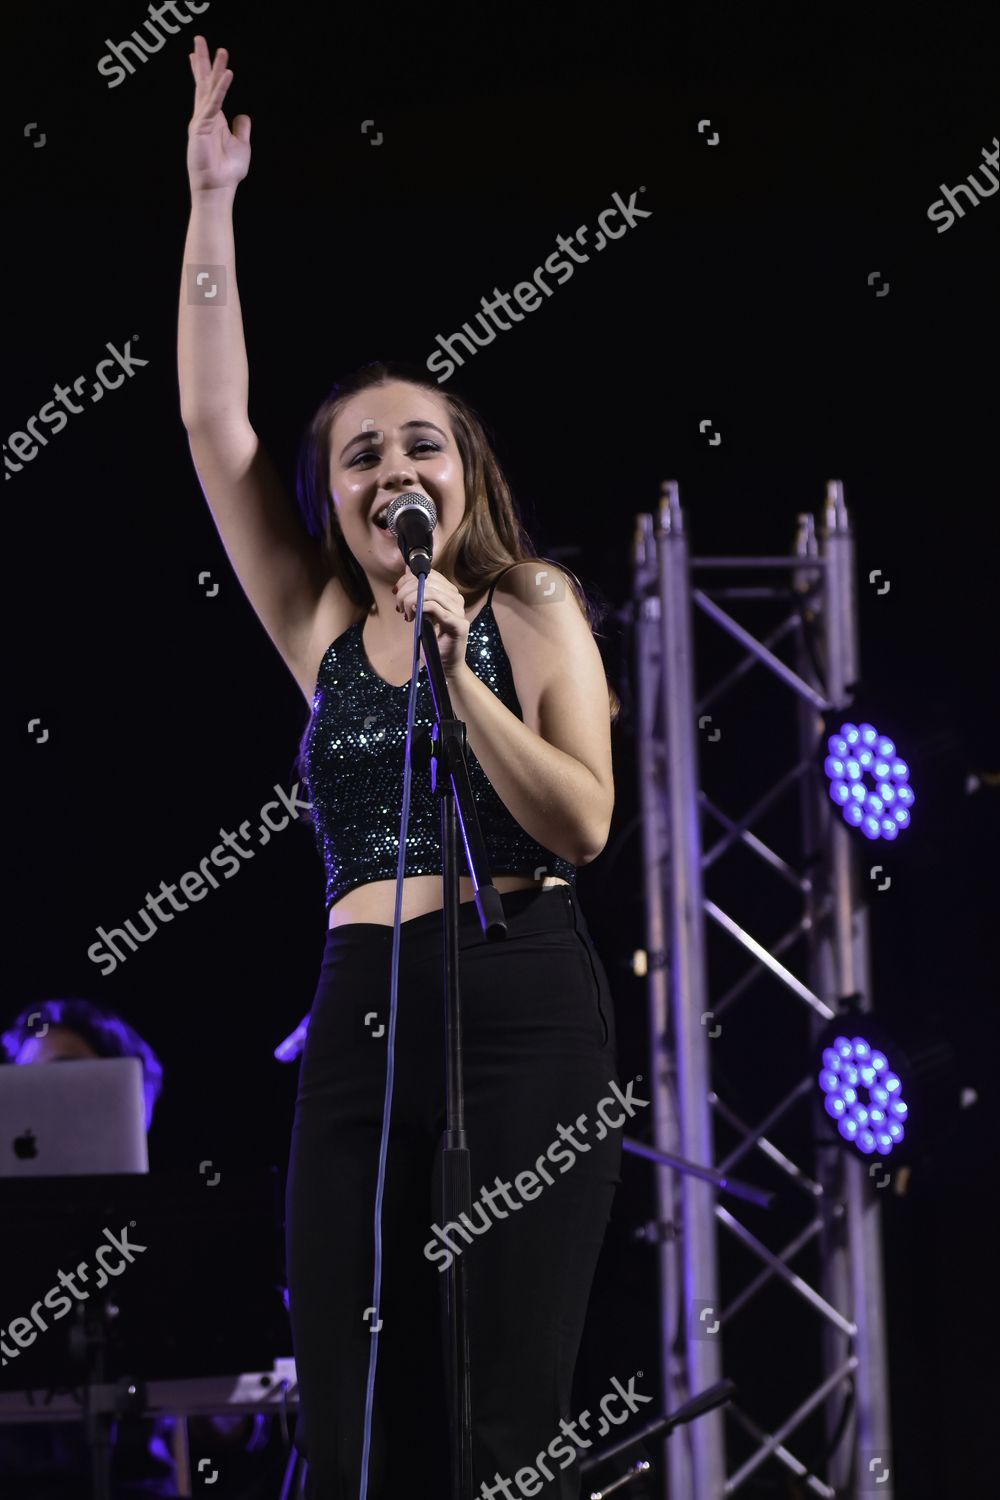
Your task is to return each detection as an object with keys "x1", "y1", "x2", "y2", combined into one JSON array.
[{"x1": 178, "y1": 36, "x2": 353, "y2": 703}]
